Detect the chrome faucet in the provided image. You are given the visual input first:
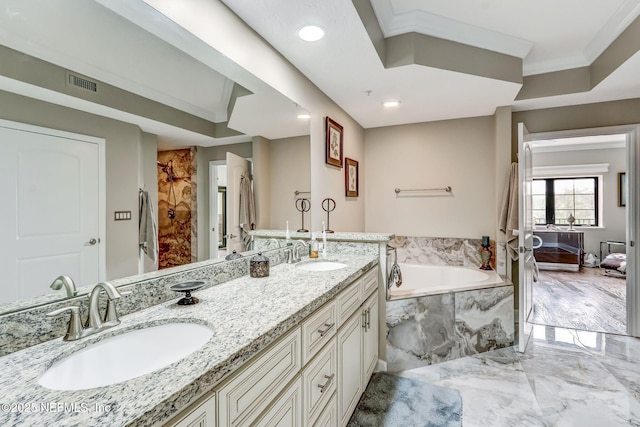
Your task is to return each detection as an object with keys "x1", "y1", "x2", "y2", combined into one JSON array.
[
  {"x1": 292, "y1": 240, "x2": 308, "y2": 262},
  {"x1": 47, "y1": 281, "x2": 124, "y2": 341},
  {"x1": 86, "y1": 282, "x2": 123, "y2": 329},
  {"x1": 50, "y1": 275, "x2": 77, "y2": 298},
  {"x1": 267, "y1": 238, "x2": 281, "y2": 249}
]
